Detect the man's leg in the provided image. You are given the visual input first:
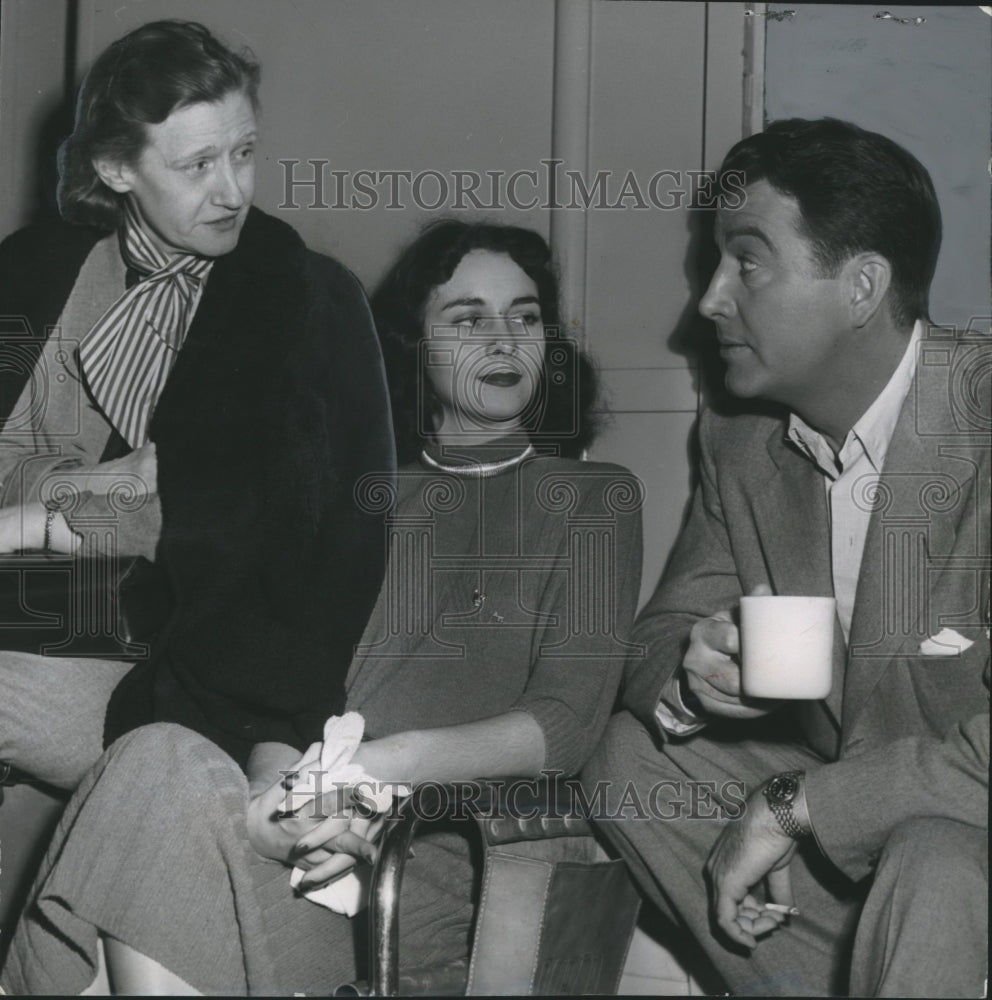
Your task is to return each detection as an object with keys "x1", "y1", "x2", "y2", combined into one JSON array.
[
  {"x1": 0, "y1": 651, "x2": 131, "y2": 788},
  {"x1": 583, "y1": 711, "x2": 864, "y2": 996},
  {"x1": 850, "y1": 817, "x2": 988, "y2": 998}
]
